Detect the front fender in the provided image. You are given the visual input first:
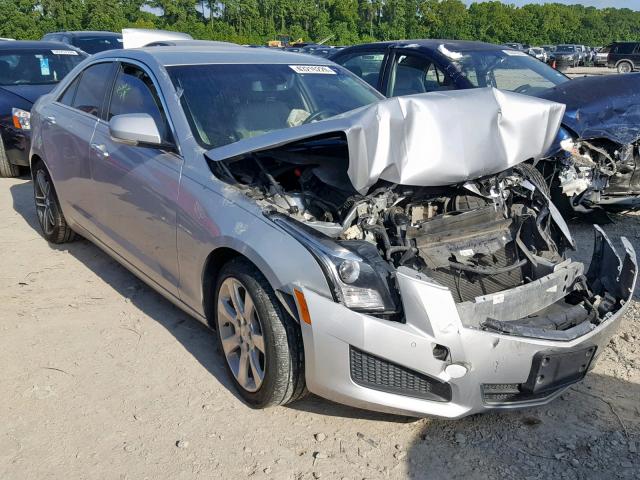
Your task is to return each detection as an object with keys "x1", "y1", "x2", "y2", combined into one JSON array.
[{"x1": 176, "y1": 173, "x2": 333, "y2": 318}]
